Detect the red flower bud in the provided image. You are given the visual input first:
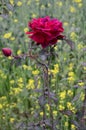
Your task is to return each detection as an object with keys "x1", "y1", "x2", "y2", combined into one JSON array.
[{"x1": 2, "y1": 48, "x2": 12, "y2": 57}]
